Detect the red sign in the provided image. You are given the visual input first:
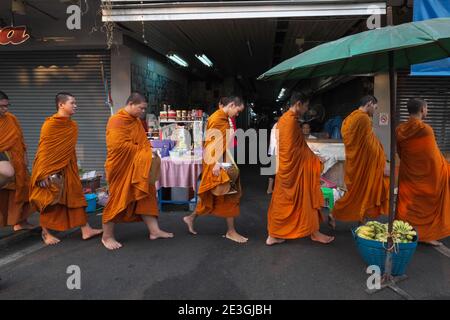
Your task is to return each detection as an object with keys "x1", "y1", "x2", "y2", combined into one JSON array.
[{"x1": 0, "y1": 26, "x2": 30, "y2": 46}]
